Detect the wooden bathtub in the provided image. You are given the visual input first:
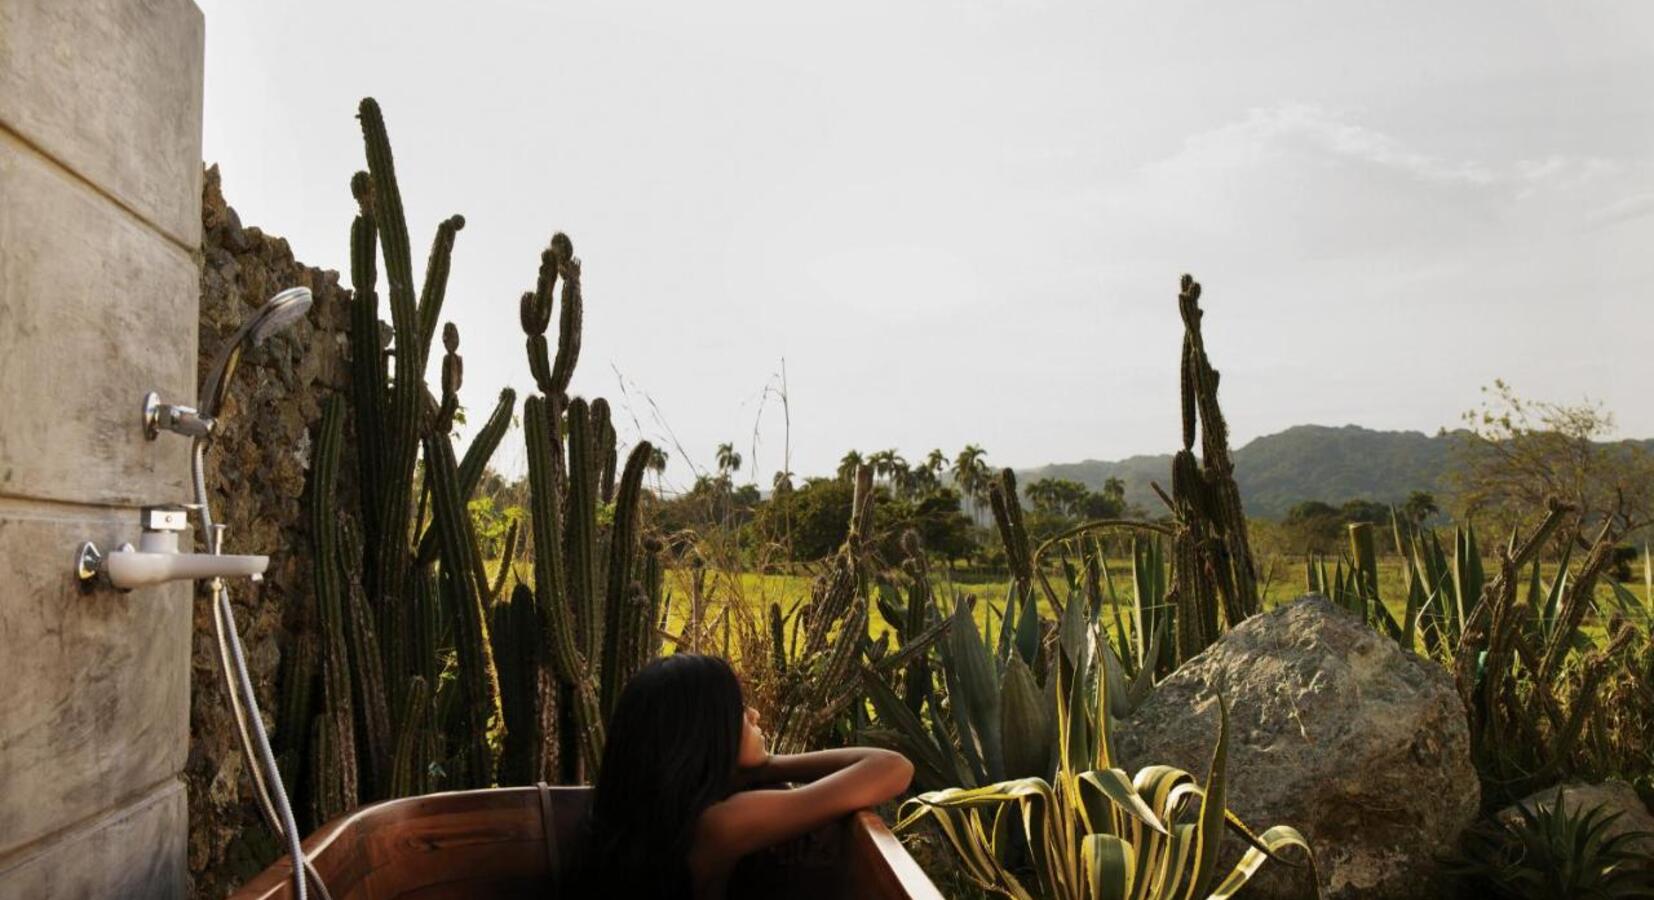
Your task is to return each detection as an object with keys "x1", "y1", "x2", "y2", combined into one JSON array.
[{"x1": 229, "y1": 785, "x2": 942, "y2": 899}]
